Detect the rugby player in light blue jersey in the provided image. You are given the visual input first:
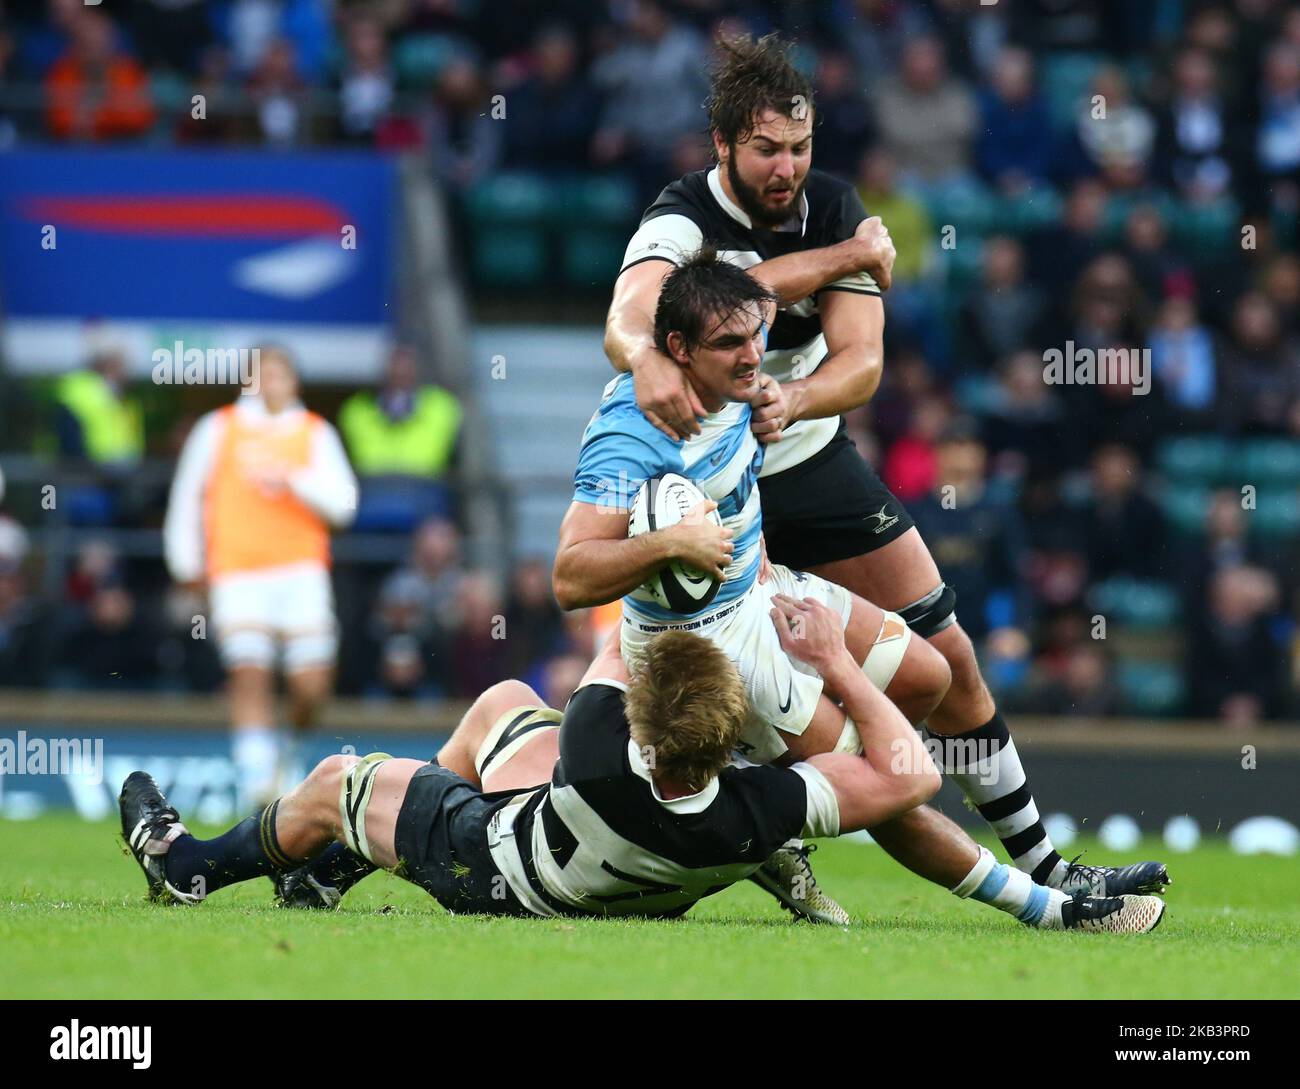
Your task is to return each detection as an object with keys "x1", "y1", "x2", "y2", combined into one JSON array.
[
  {"x1": 555, "y1": 248, "x2": 949, "y2": 770},
  {"x1": 551, "y1": 248, "x2": 1166, "y2": 933}
]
